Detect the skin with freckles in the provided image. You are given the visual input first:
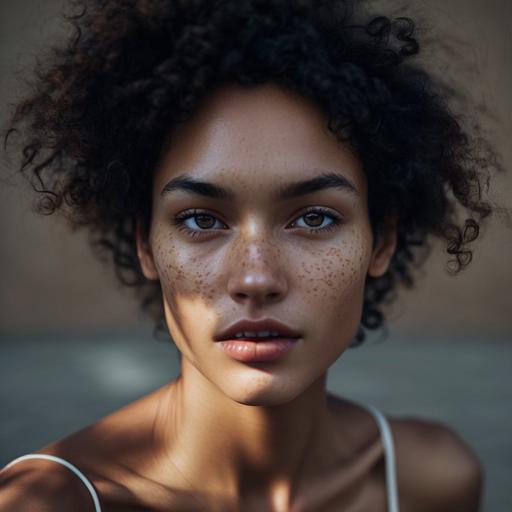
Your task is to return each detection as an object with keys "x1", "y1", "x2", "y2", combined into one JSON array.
[
  {"x1": 140, "y1": 83, "x2": 394, "y2": 412},
  {"x1": 134, "y1": 82, "x2": 397, "y2": 509},
  {"x1": 0, "y1": 83, "x2": 484, "y2": 512}
]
